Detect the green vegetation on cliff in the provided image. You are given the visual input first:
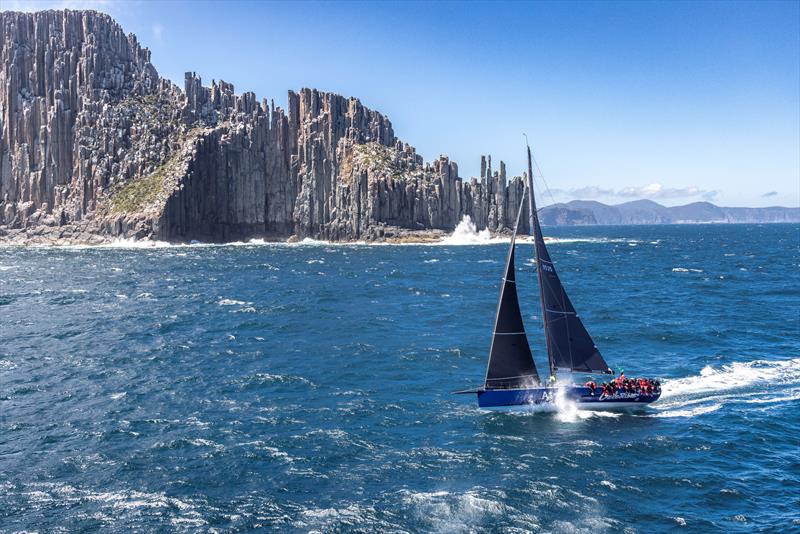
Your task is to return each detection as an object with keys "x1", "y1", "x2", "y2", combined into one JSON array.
[
  {"x1": 109, "y1": 127, "x2": 205, "y2": 214},
  {"x1": 109, "y1": 163, "x2": 170, "y2": 214}
]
